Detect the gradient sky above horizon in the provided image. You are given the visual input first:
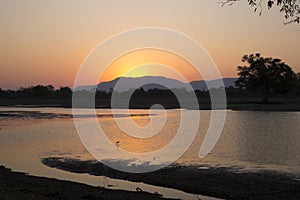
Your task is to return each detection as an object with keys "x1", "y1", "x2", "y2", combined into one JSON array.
[{"x1": 0, "y1": 0, "x2": 299, "y2": 89}]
